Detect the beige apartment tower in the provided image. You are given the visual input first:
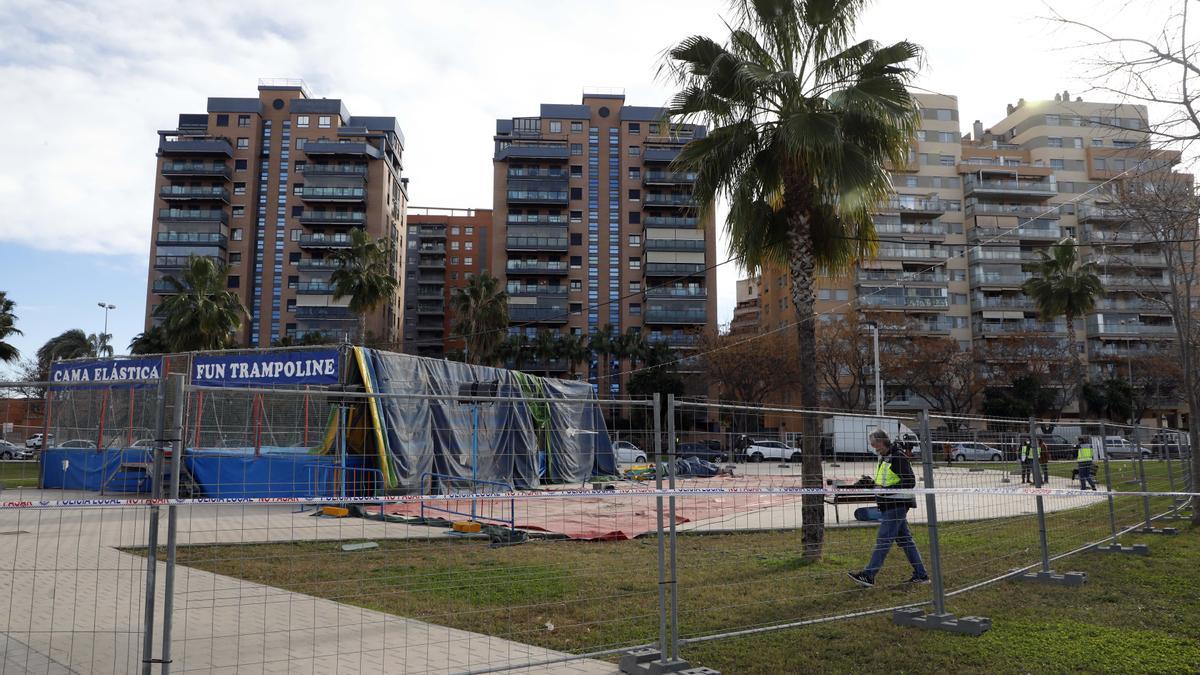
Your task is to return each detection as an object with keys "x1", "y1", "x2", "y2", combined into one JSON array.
[{"x1": 145, "y1": 79, "x2": 408, "y2": 347}]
